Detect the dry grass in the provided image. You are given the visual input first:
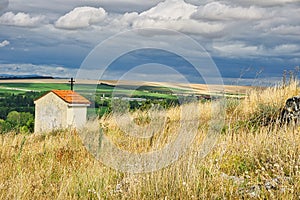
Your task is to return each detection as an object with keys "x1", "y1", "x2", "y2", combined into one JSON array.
[{"x1": 1, "y1": 82, "x2": 300, "y2": 199}]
